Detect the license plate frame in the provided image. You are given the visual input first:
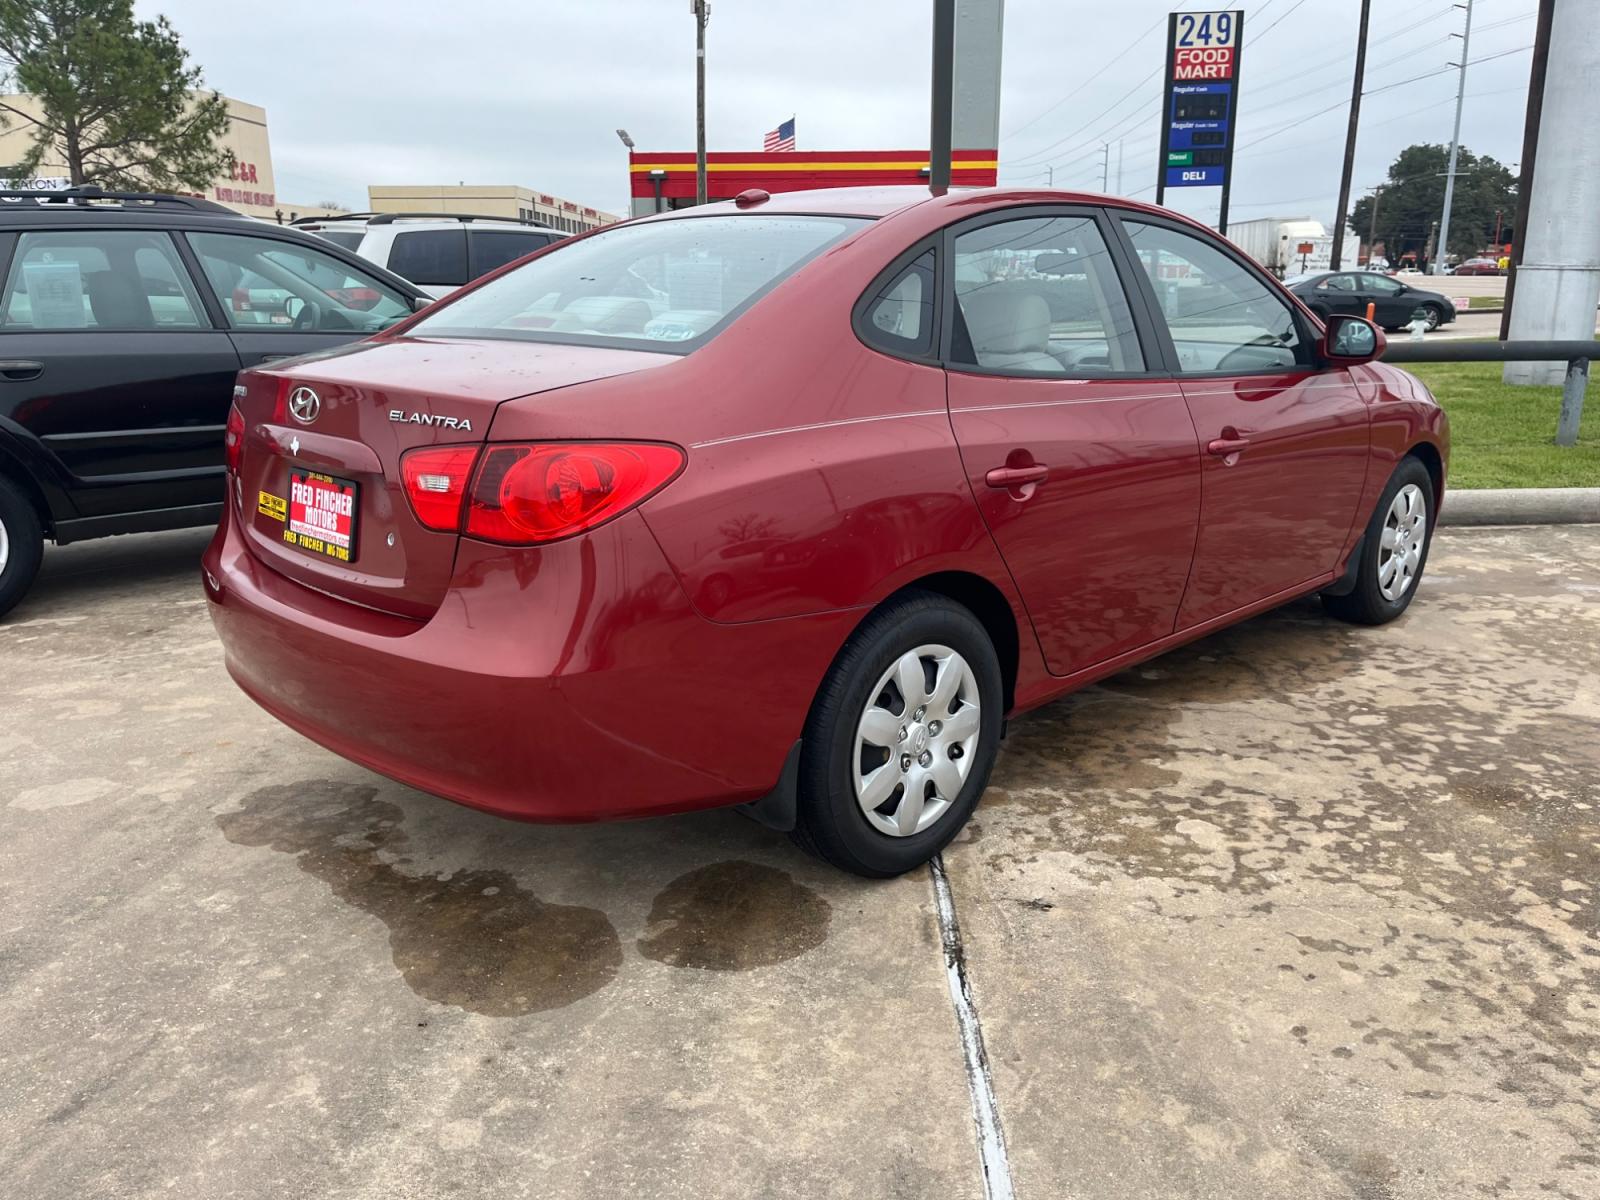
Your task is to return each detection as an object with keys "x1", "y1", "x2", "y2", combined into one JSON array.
[{"x1": 285, "y1": 469, "x2": 359, "y2": 563}]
